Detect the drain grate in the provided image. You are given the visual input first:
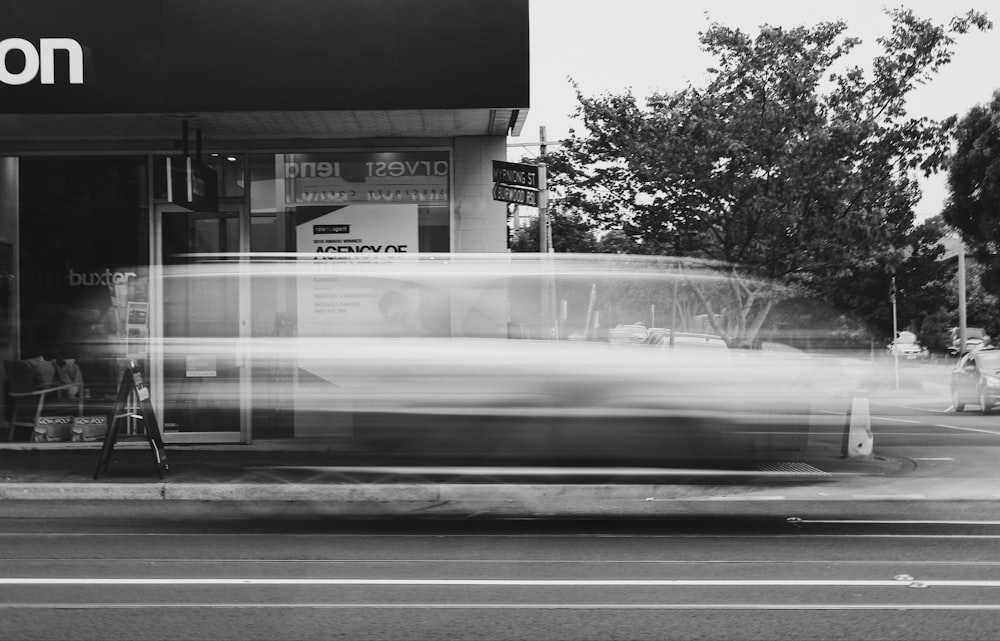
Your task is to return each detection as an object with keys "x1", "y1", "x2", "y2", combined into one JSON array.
[{"x1": 757, "y1": 462, "x2": 831, "y2": 477}]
